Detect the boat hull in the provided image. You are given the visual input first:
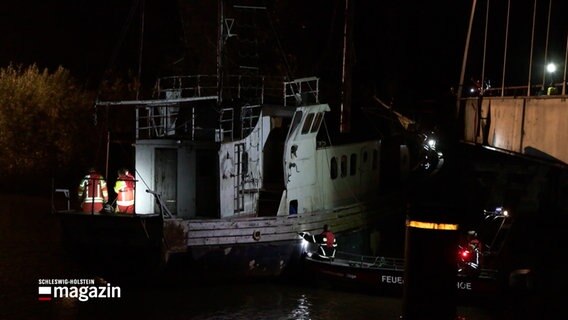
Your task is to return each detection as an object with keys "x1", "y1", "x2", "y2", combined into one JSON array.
[
  {"x1": 57, "y1": 209, "x2": 387, "y2": 279},
  {"x1": 57, "y1": 212, "x2": 165, "y2": 276},
  {"x1": 302, "y1": 255, "x2": 502, "y2": 299},
  {"x1": 174, "y1": 226, "x2": 378, "y2": 279},
  {"x1": 178, "y1": 240, "x2": 304, "y2": 279}
]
